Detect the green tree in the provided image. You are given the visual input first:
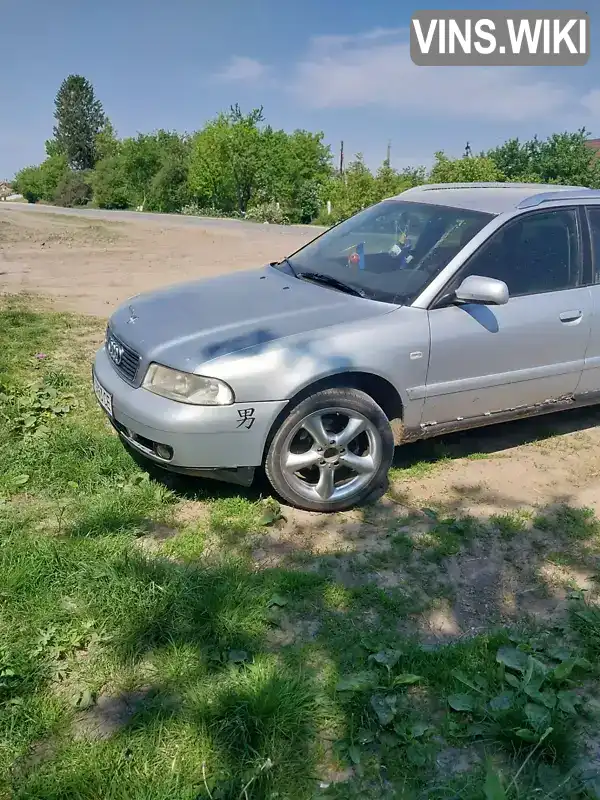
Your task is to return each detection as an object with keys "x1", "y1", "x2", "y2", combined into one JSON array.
[
  {"x1": 146, "y1": 147, "x2": 191, "y2": 213},
  {"x1": 53, "y1": 75, "x2": 106, "y2": 170},
  {"x1": 44, "y1": 138, "x2": 63, "y2": 158},
  {"x1": 90, "y1": 130, "x2": 190, "y2": 211},
  {"x1": 487, "y1": 129, "x2": 600, "y2": 187},
  {"x1": 322, "y1": 154, "x2": 378, "y2": 223},
  {"x1": 13, "y1": 165, "x2": 45, "y2": 203},
  {"x1": 39, "y1": 155, "x2": 70, "y2": 200},
  {"x1": 374, "y1": 160, "x2": 403, "y2": 200},
  {"x1": 399, "y1": 165, "x2": 427, "y2": 188},
  {"x1": 118, "y1": 134, "x2": 162, "y2": 207},
  {"x1": 344, "y1": 154, "x2": 377, "y2": 209},
  {"x1": 429, "y1": 151, "x2": 505, "y2": 183},
  {"x1": 533, "y1": 130, "x2": 600, "y2": 187},
  {"x1": 189, "y1": 106, "x2": 267, "y2": 214},
  {"x1": 226, "y1": 105, "x2": 266, "y2": 213},
  {"x1": 90, "y1": 156, "x2": 131, "y2": 209},
  {"x1": 279, "y1": 130, "x2": 332, "y2": 218},
  {"x1": 53, "y1": 170, "x2": 92, "y2": 207},
  {"x1": 295, "y1": 179, "x2": 321, "y2": 223},
  {"x1": 95, "y1": 119, "x2": 120, "y2": 162},
  {"x1": 373, "y1": 159, "x2": 427, "y2": 202},
  {"x1": 486, "y1": 137, "x2": 535, "y2": 179},
  {"x1": 318, "y1": 157, "x2": 426, "y2": 225},
  {"x1": 188, "y1": 119, "x2": 236, "y2": 212}
]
